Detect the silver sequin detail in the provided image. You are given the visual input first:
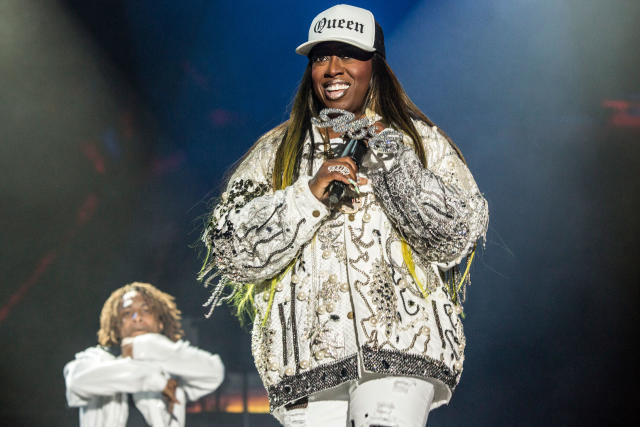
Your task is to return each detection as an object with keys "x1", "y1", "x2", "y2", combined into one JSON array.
[
  {"x1": 361, "y1": 345, "x2": 457, "y2": 389},
  {"x1": 267, "y1": 355, "x2": 358, "y2": 409},
  {"x1": 369, "y1": 146, "x2": 488, "y2": 265},
  {"x1": 311, "y1": 108, "x2": 402, "y2": 153}
]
